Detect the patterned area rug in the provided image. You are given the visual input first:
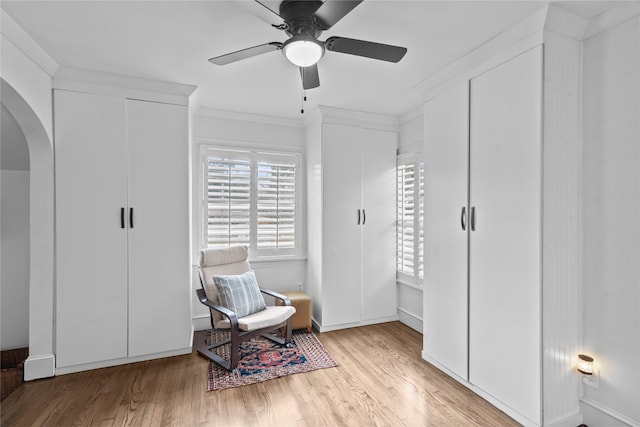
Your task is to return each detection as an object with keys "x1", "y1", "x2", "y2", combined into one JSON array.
[{"x1": 206, "y1": 330, "x2": 338, "y2": 391}]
